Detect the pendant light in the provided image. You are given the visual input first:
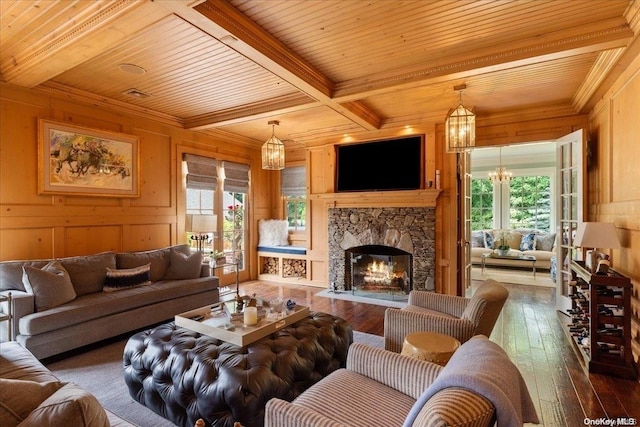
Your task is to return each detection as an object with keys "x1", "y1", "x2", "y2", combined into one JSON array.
[
  {"x1": 262, "y1": 120, "x2": 285, "y2": 170},
  {"x1": 445, "y1": 84, "x2": 476, "y2": 152}
]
